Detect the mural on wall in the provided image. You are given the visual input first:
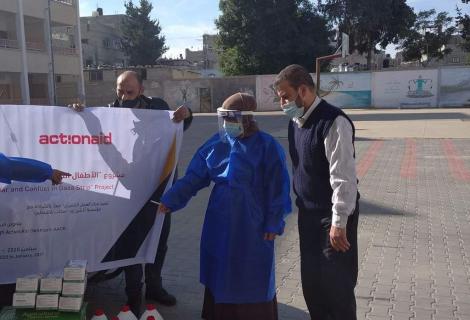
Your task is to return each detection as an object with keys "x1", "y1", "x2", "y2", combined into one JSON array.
[
  {"x1": 163, "y1": 80, "x2": 198, "y2": 111},
  {"x1": 319, "y1": 72, "x2": 372, "y2": 108},
  {"x1": 406, "y1": 75, "x2": 434, "y2": 98},
  {"x1": 439, "y1": 67, "x2": 470, "y2": 107},
  {"x1": 372, "y1": 69, "x2": 438, "y2": 108},
  {"x1": 256, "y1": 75, "x2": 279, "y2": 111},
  {"x1": 256, "y1": 72, "x2": 371, "y2": 110},
  {"x1": 178, "y1": 80, "x2": 195, "y2": 104}
]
